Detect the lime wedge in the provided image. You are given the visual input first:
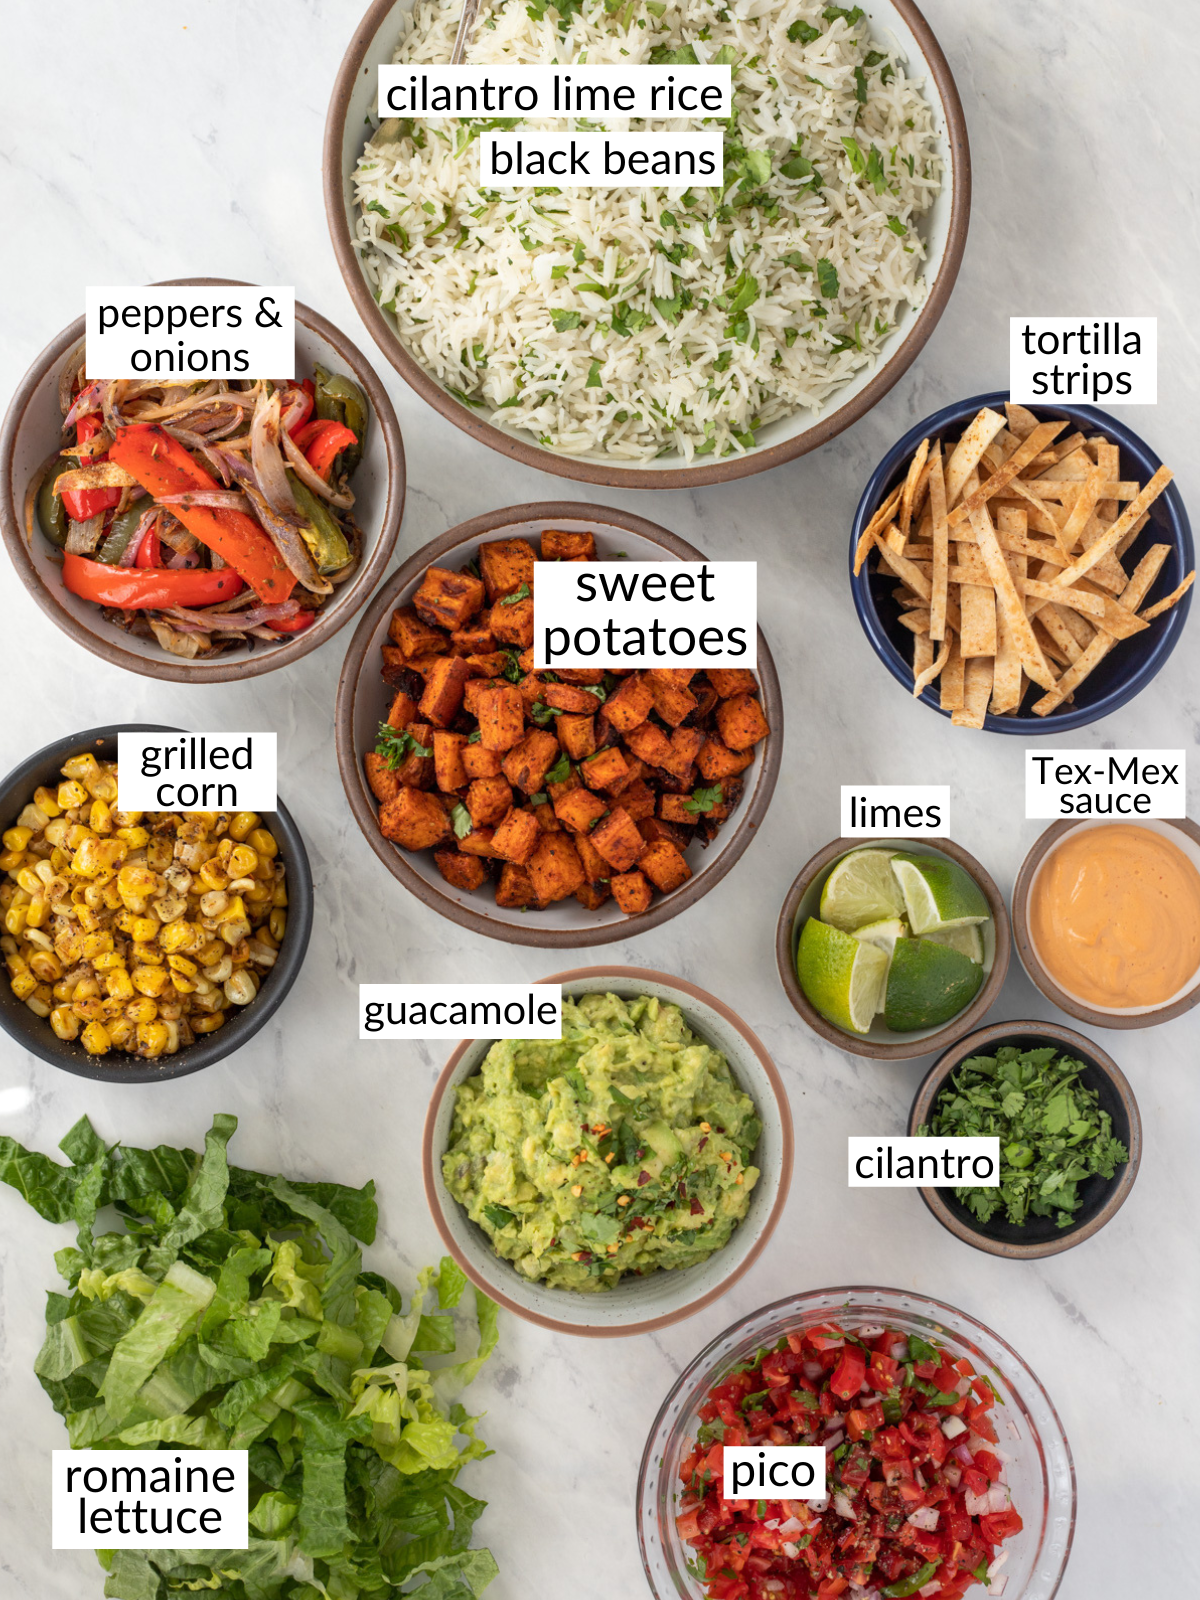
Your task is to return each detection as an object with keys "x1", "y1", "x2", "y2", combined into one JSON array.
[
  {"x1": 890, "y1": 854, "x2": 990, "y2": 935},
  {"x1": 820, "y1": 849, "x2": 903, "y2": 932},
  {"x1": 797, "y1": 917, "x2": 890, "y2": 1035},
  {"x1": 883, "y1": 937, "x2": 985, "y2": 1031},
  {"x1": 851, "y1": 918, "x2": 906, "y2": 1010},
  {"x1": 924, "y1": 924, "x2": 984, "y2": 964}
]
